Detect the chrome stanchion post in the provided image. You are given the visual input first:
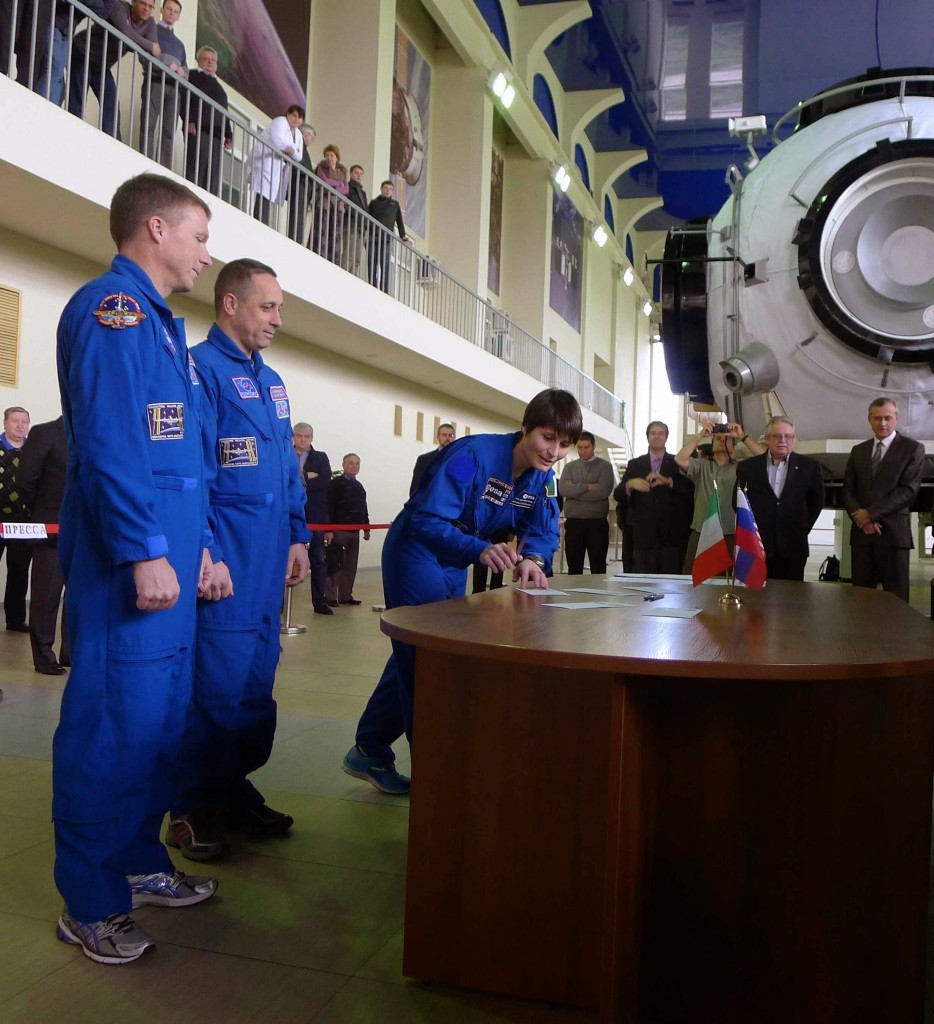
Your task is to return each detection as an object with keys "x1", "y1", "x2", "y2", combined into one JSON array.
[{"x1": 280, "y1": 582, "x2": 307, "y2": 635}]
